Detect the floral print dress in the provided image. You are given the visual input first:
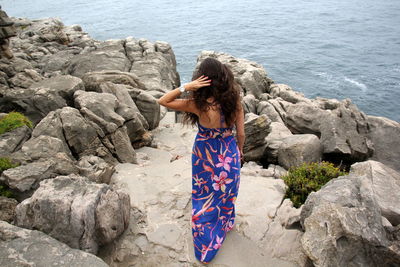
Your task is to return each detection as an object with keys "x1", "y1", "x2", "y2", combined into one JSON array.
[{"x1": 191, "y1": 111, "x2": 241, "y2": 263}]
